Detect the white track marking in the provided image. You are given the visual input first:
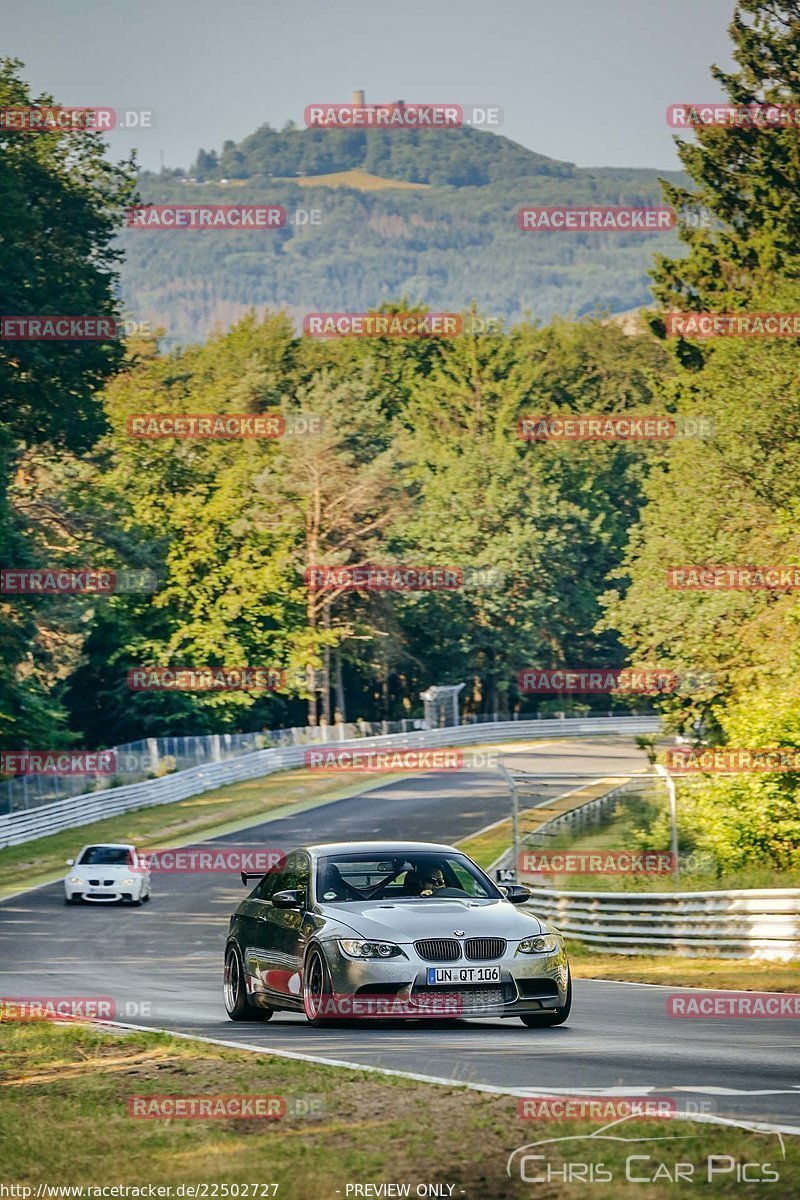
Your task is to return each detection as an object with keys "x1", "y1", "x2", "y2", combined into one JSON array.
[{"x1": 92, "y1": 1018, "x2": 800, "y2": 1136}]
